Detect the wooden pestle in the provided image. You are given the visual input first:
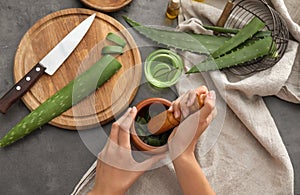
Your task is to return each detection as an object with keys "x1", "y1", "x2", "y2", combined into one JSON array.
[{"x1": 147, "y1": 91, "x2": 206, "y2": 135}]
